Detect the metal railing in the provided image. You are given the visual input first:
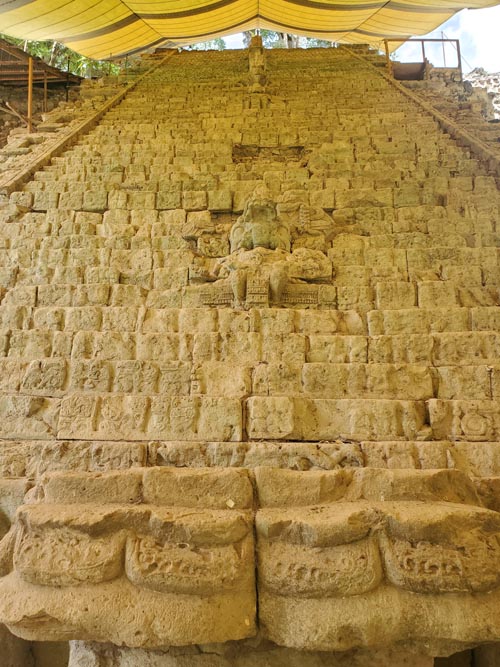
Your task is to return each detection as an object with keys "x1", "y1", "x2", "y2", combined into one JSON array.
[{"x1": 383, "y1": 38, "x2": 462, "y2": 81}]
